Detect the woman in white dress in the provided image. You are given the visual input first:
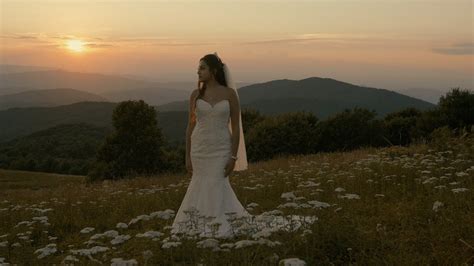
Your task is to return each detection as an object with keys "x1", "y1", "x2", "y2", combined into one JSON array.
[{"x1": 170, "y1": 53, "x2": 251, "y2": 239}]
